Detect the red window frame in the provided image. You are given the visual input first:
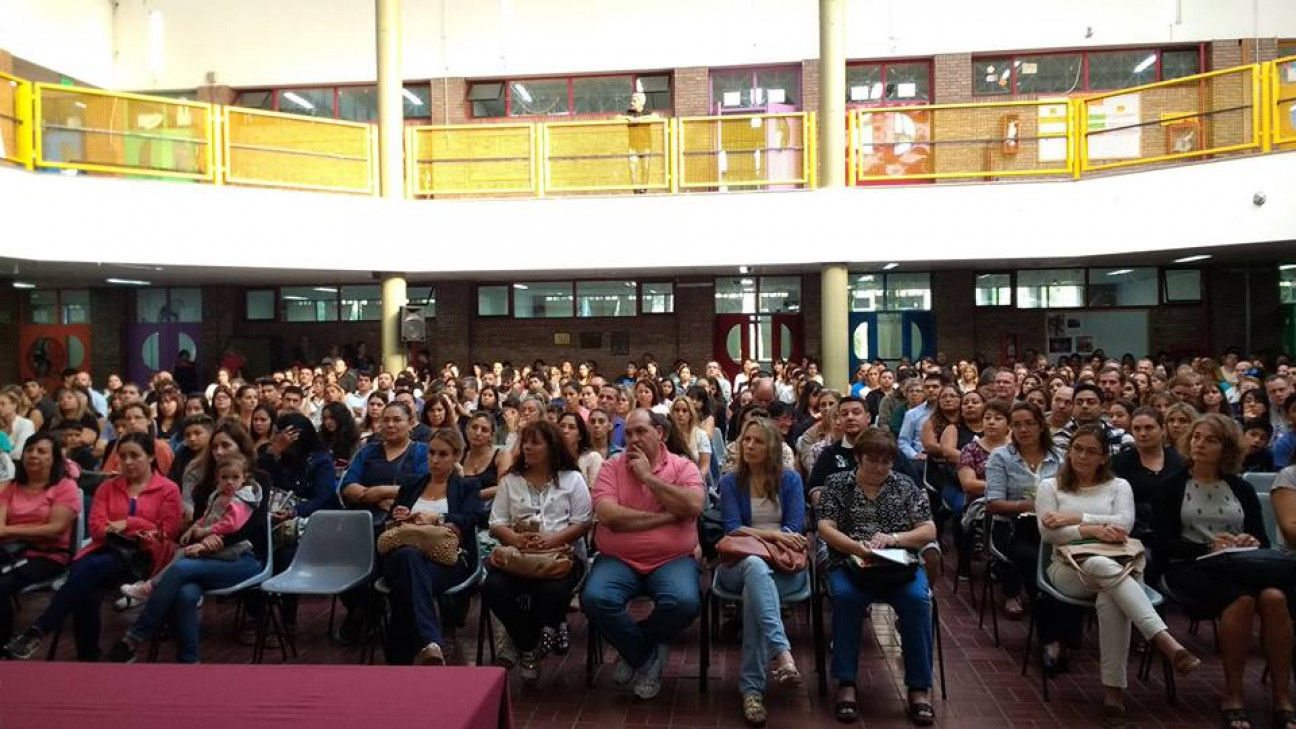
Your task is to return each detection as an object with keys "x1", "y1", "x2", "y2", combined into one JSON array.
[
  {"x1": 844, "y1": 59, "x2": 934, "y2": 109},
  {"x1": 234, "y1": 82, "x2": 433, "y2": 122},
  {"x1": 465, "y1": 72, "x2": 674, "y2": 120},
  {"x1": 971, "y1": 44, "x2": 1206, "y2": 97},
  {"x1": 707, "y1": 64, "x2": 803, "y2": 114}
]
